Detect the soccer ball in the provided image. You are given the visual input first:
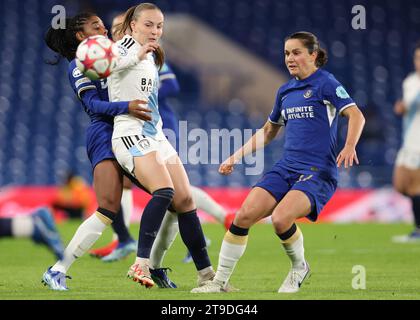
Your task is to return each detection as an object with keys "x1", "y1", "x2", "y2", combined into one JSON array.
[{"x1": 75, "y1": 35, "x2": 119, "y2": 80}]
